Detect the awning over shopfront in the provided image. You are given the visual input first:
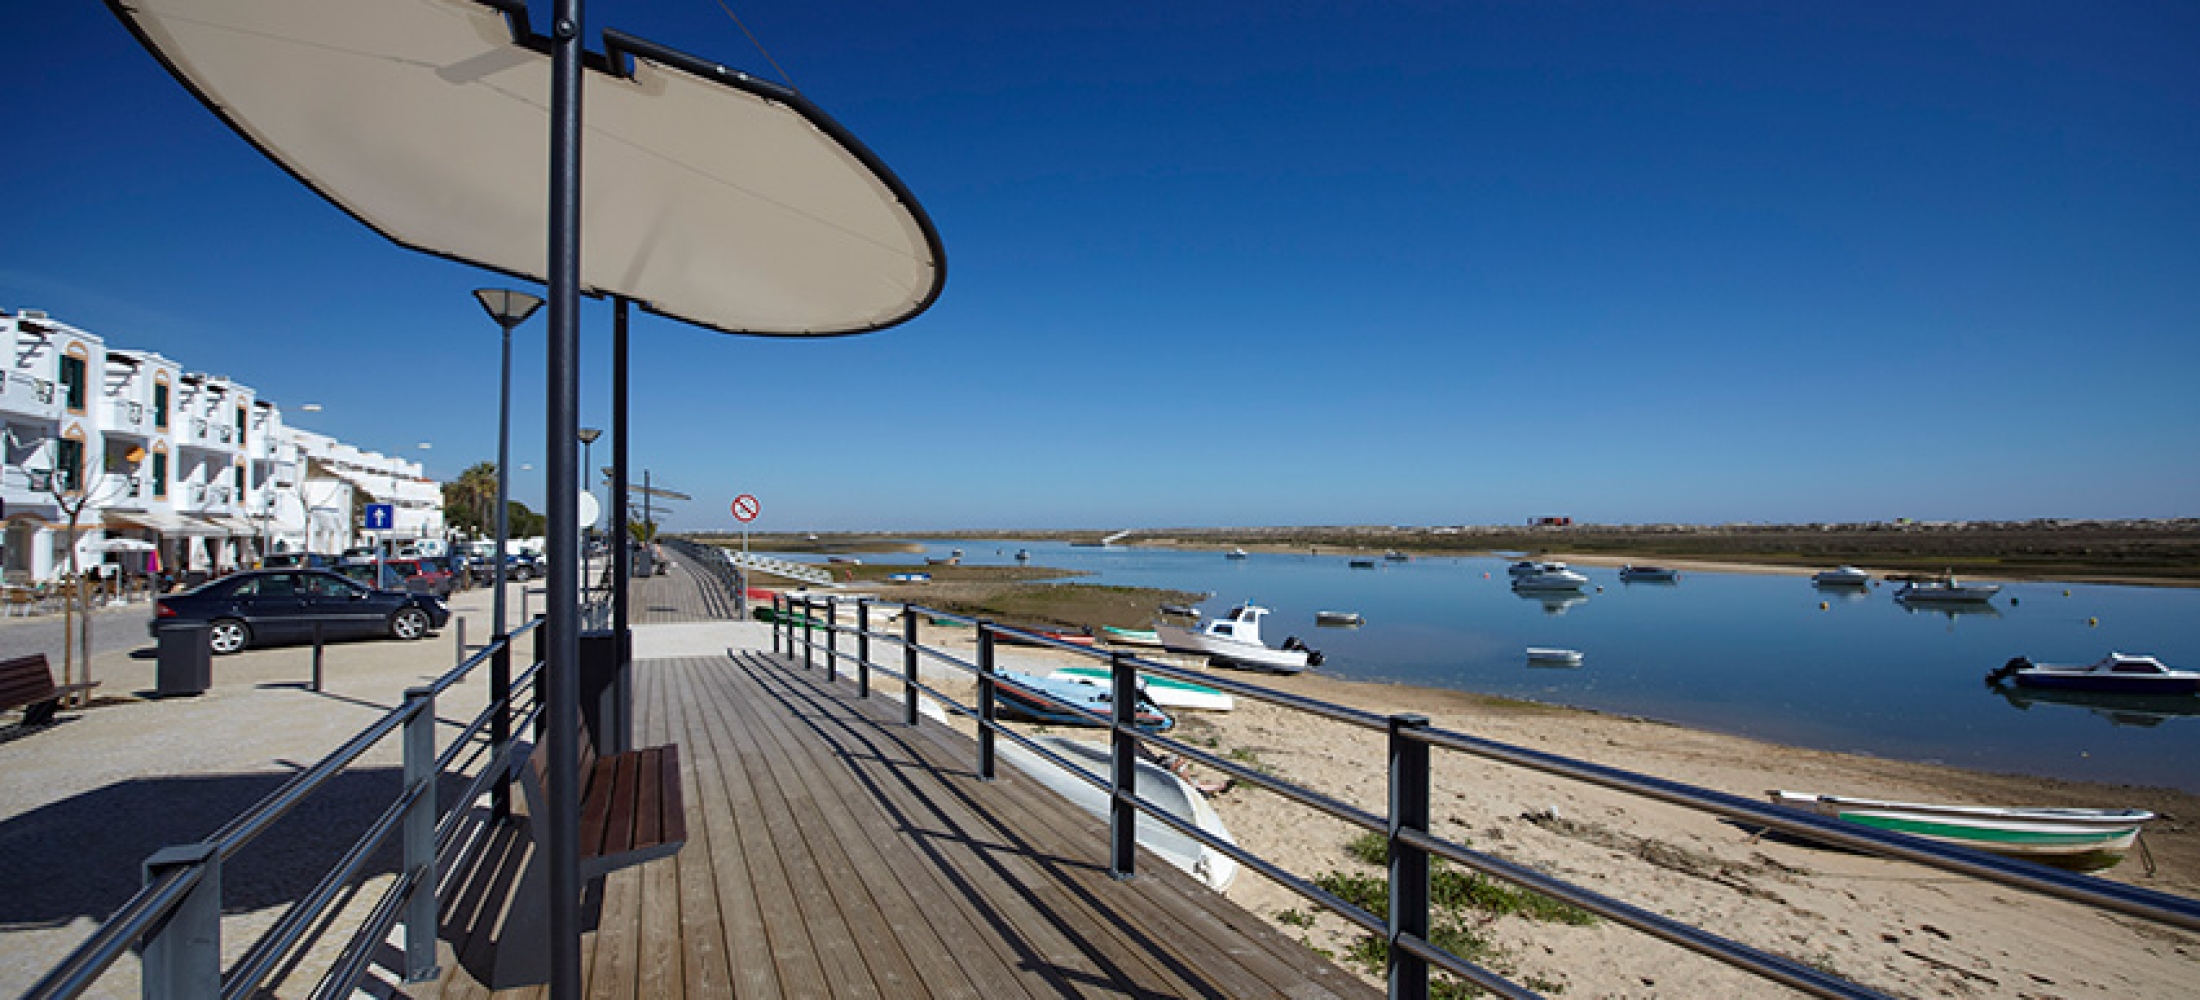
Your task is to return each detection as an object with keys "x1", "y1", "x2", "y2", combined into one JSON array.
[
  {"x1": 196, "y1": 515, "x2": 262, "y2": 537},
  {"x1": 107, "y1": 510, "x2": 227, "y2": 537}
]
